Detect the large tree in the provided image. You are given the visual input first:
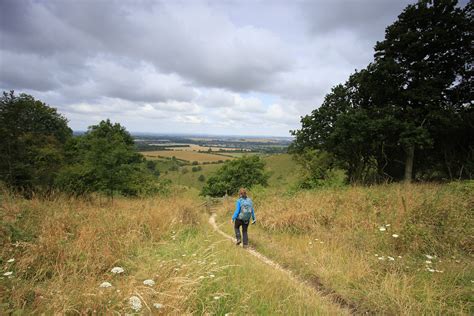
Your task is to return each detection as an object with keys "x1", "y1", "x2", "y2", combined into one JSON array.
[
  {"x1": 291, "y1": 0, "x2": 473, "y2": 183},
  {"x1": 373, "y1": 0, "x2": 473, "y2": 181},
  {"x1": 0, "y1": 91, "x2": 72, "y2": 193},
  {"x1": 57, "y1": 120, "x2": 153, "y2": 197}
]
